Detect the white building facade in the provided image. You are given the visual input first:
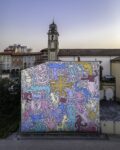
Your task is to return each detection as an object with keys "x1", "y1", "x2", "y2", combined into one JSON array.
[{"x1": 59, "y1": 56, "x2": 117, "y2": 76}]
